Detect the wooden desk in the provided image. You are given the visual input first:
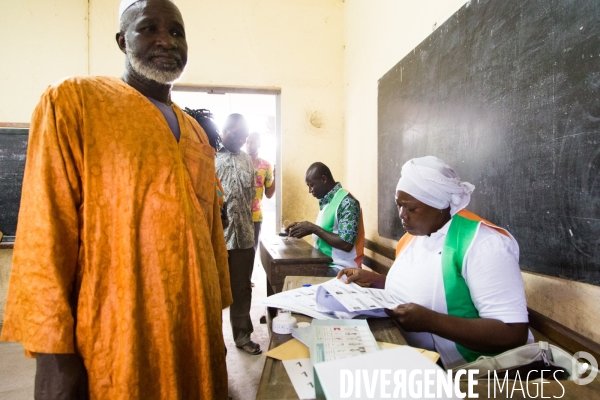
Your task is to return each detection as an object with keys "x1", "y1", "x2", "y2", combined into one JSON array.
[
  {"x1": 260, "y1": 236, "x2": 333, "y2": 297},
  {"x1": 256, "y1": 276, "x2": 407, "y2": 400}
]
